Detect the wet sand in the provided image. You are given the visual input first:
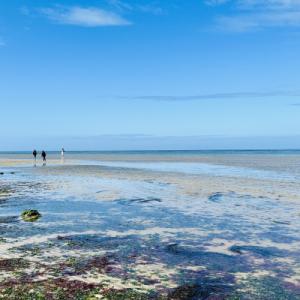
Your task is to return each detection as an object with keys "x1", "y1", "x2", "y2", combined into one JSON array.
[{"x1": 0, "y1": 151, "x2": 300, "y2": 299}]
